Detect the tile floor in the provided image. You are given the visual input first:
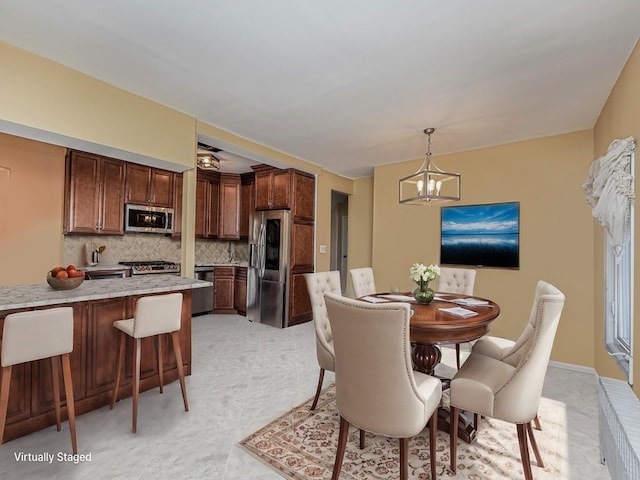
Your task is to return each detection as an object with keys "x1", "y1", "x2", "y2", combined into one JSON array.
[{"x1": 0, "y1": 313, "x2": 610, "y2": 479}]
